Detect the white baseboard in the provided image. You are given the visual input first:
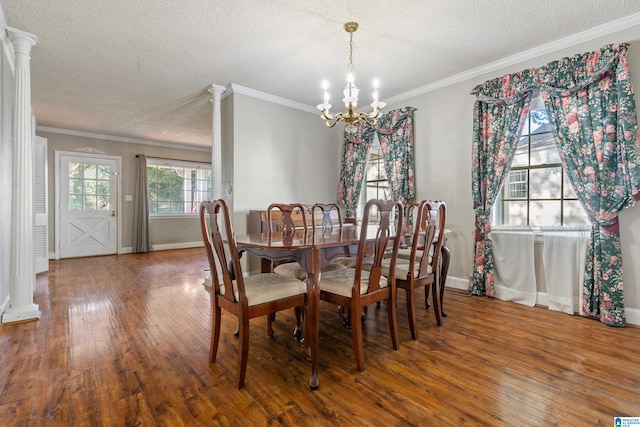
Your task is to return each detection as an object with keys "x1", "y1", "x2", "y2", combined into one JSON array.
[
  {"x1": 122, "y1": 242, "x2": 204, "y2": 253},
  {"x1": 623, "y1": 307, "x2": 640, "y2": 326},
  {"x1": 445, "y1": 276, "x2": 469, "y2": 291},
  {"x1": 446, "y1": 276, "x2": 640, "y2": 326}
]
